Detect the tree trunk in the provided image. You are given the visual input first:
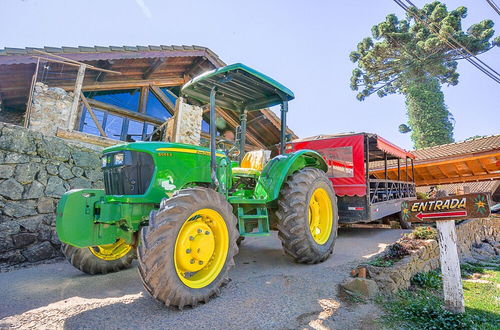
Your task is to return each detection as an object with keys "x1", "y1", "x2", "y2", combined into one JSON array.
[{"x1": 405, "y1": 78, "x2": 454, "y2": 149}]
